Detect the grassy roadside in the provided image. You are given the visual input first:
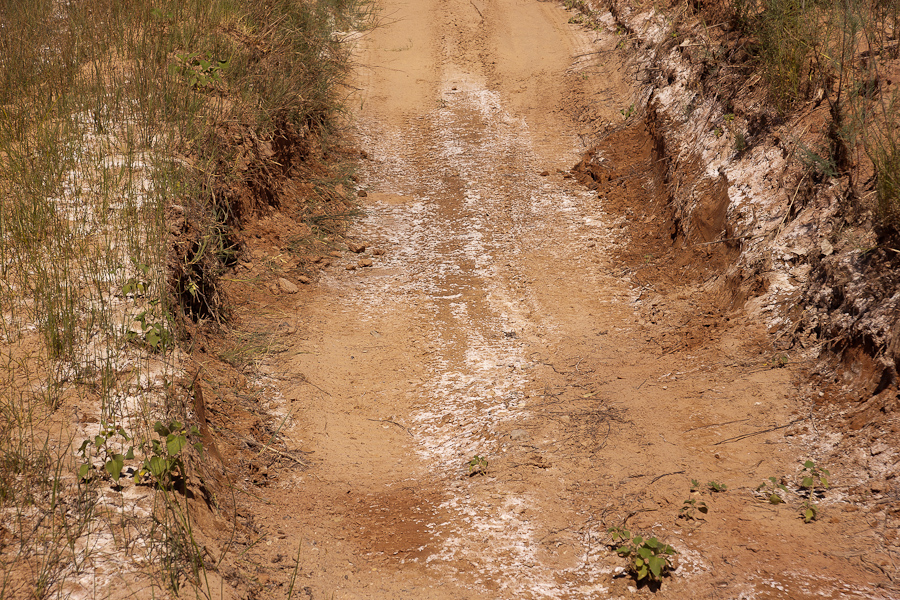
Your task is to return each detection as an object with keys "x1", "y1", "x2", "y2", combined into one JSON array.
[
  {"x1": 0, "y1": 0, "x2": 367, "y2": 597},
  {"x1": 567, "y1": 0, "x2": 897, "y2": 234},
  {"x1": 735, "y1": 0, "x2": 899, "y2": 230}
]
